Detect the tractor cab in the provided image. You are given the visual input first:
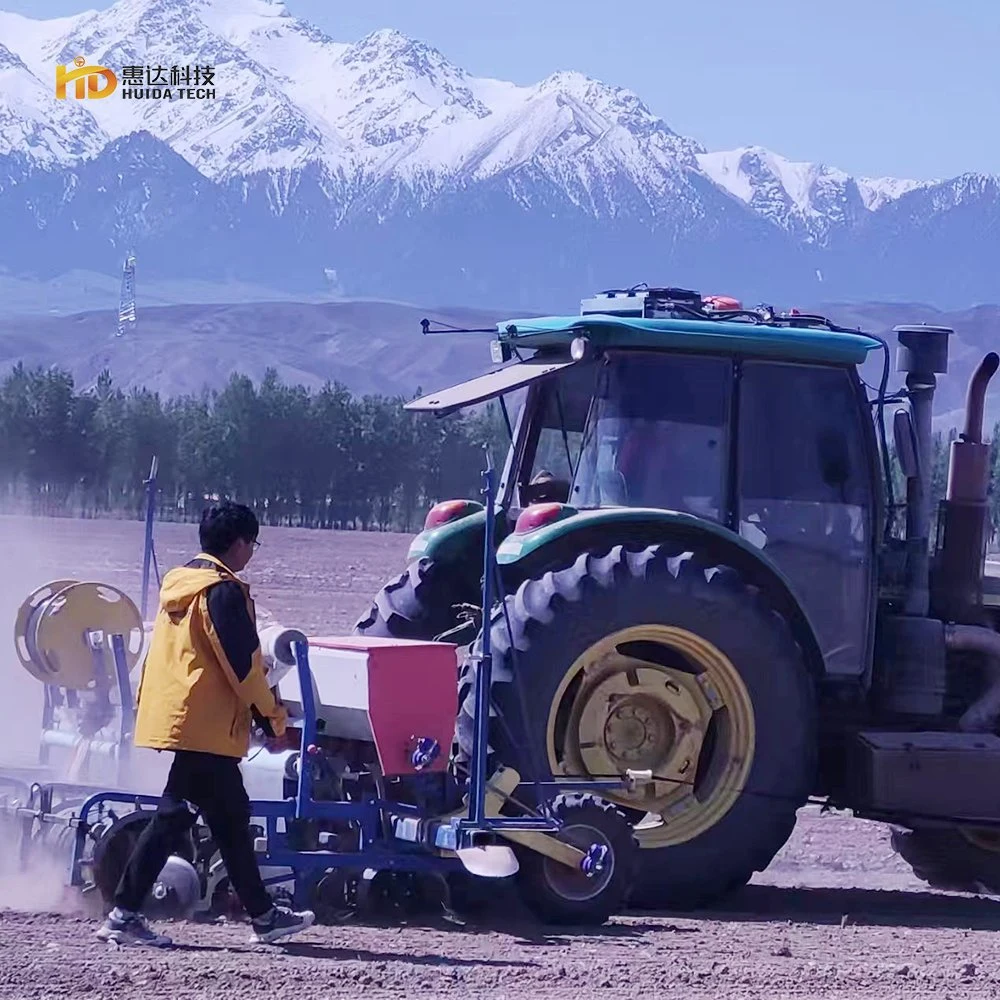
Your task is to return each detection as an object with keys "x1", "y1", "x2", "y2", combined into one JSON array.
[{"x1": 406, "y1": 287, "x2": 883, "y2": 679}]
